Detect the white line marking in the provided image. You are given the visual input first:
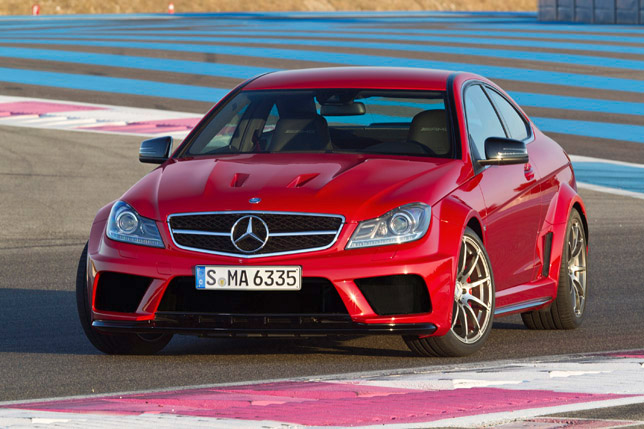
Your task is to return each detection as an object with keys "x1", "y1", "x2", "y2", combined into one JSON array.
[
  {"x1": 382, "y1": 396, "x2": 644, "y2": 428},
  {"x1": 570, "y1": 154, "x2": 644, "y2": 169},
  {"x1": 577, "y1": 182, "x2": 644, "y2": 200}
]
